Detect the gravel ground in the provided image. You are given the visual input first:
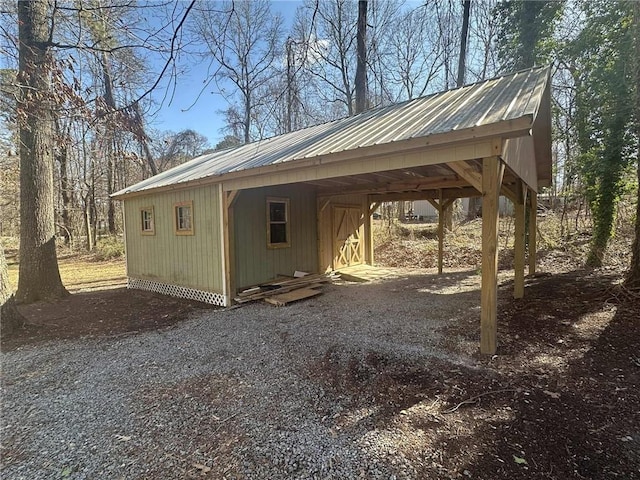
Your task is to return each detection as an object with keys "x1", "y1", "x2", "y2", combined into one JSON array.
[{"x1": 1, "y1": 271, "x2": 483, "y2": 479}]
